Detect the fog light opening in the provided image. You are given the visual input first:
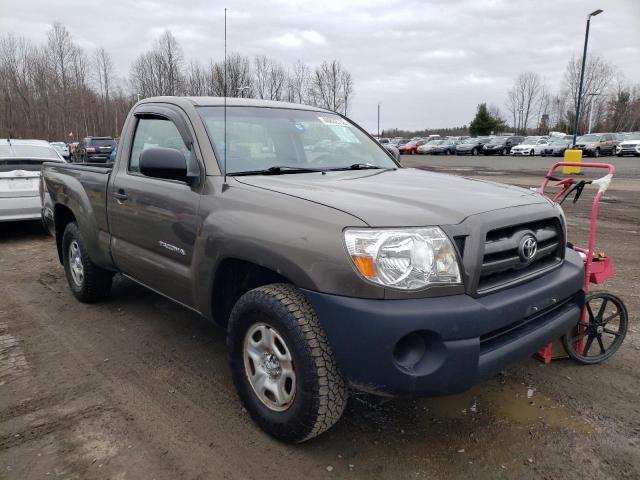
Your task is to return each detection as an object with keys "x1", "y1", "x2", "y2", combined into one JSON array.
[{"x1": 393, "y1": 332, "x2": 427, "y2": 371}]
